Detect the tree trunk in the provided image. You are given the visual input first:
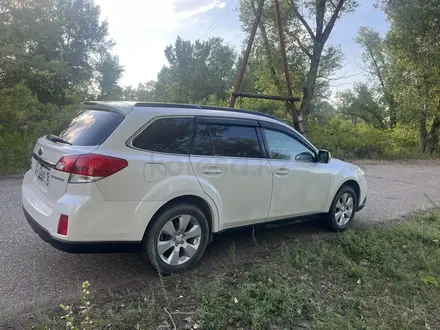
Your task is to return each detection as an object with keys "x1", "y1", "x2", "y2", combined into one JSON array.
[
  {"x1": 428, "y1": 101, "x2": 440, "y2": 154},
  {"x1": 420, "y1": 58, "x2": 431, "y2": 152},
  {"x1": 428, "y1": 115, "x2": 440, "y2": 154},
  {"x1": 389, "y1": 96, "x2": 397, "y2": 128},
  {"x1": 299, "y1": 53, "x2": 321, "y2": 122},
  {"x1": 419, "y1": 109, "x2": 428, "y2": 152}
]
